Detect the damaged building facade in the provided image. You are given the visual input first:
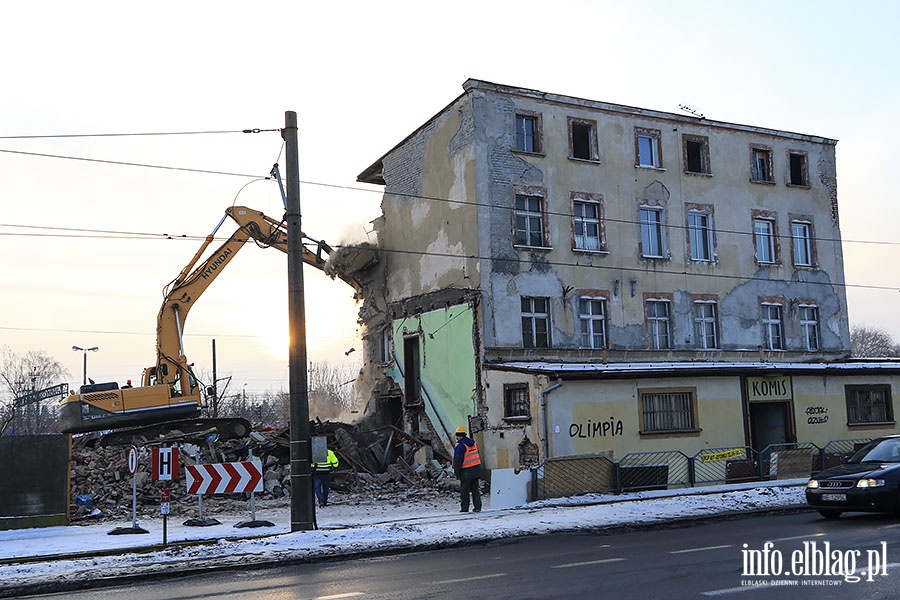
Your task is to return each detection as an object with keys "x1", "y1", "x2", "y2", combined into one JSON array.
[{"x1": 355, "y1": 79, "x2": 900, "y2": 473}]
